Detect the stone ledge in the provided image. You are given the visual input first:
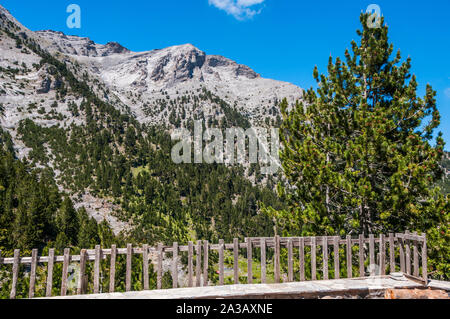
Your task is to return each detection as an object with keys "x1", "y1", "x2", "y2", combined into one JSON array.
[{"x1": 44, "y1": 273, "x2": 432, "y2": 299}]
